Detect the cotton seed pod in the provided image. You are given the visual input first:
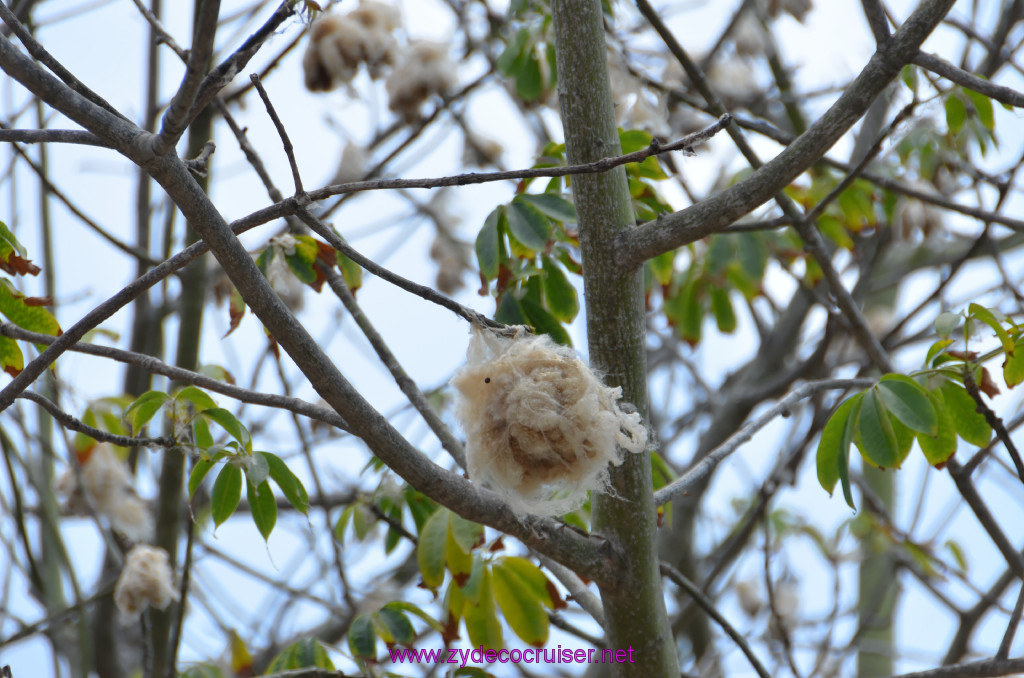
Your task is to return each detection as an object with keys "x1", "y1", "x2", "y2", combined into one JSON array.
[
  {"x1": 451, "y1": 326, "x2": 648, "y2": 517},
  {"x1": 61, "y1": 443, "x2": 153, "y2": 542},
  {"x1": 115, "y1": 545, "x2": 179, "y2": 616},
  {"x1": 385, "y1": 41, "x2": 457, "y2": 122},
  {"x1": 301, "y1": 1, "x2": 401, "y2": 91}
]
